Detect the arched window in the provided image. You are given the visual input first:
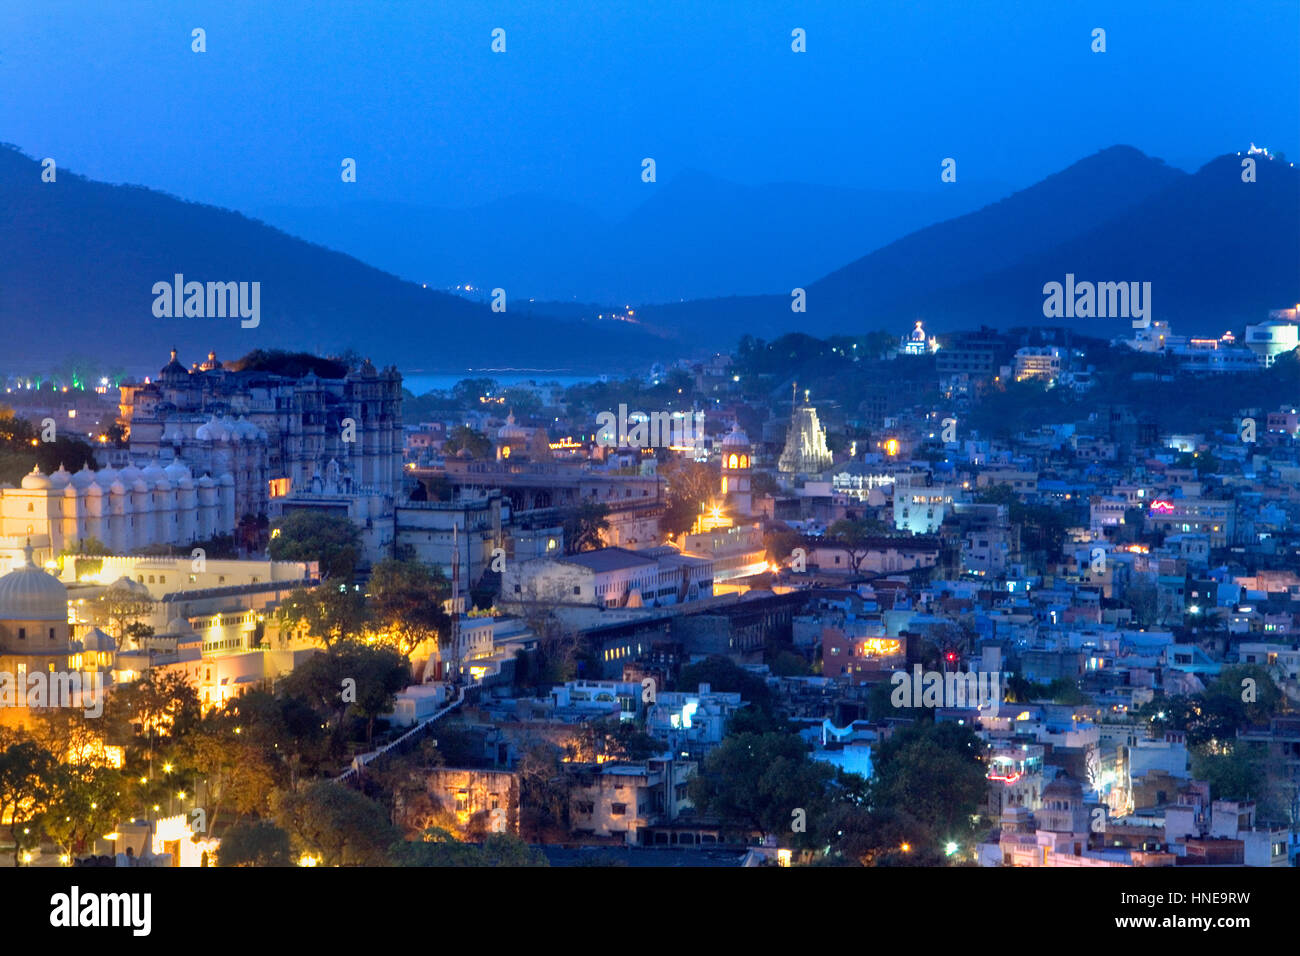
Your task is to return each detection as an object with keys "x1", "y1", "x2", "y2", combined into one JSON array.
[
  {"x1": 740, "y1": 455, "x2": 748, "y2": 469},
  {"x1": 728, "y1": 454, "x2": 738, "y2": 470}
]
